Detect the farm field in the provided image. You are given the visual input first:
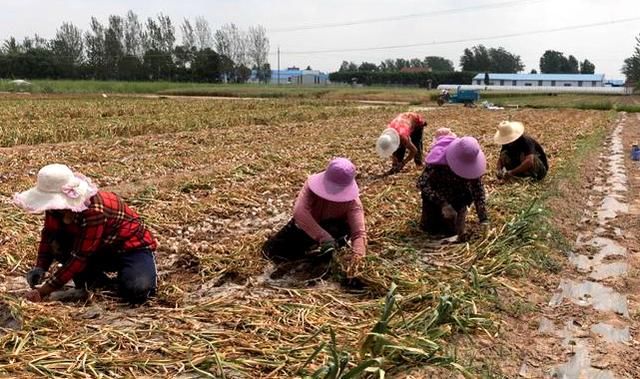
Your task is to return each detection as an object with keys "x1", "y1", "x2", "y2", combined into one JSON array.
[
  {"x1": 0, "y1": 94, "x2": 617, "y2": 377},
  {"x1": 2, "y1": 79, "x2": 639, "y2": 112}
]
